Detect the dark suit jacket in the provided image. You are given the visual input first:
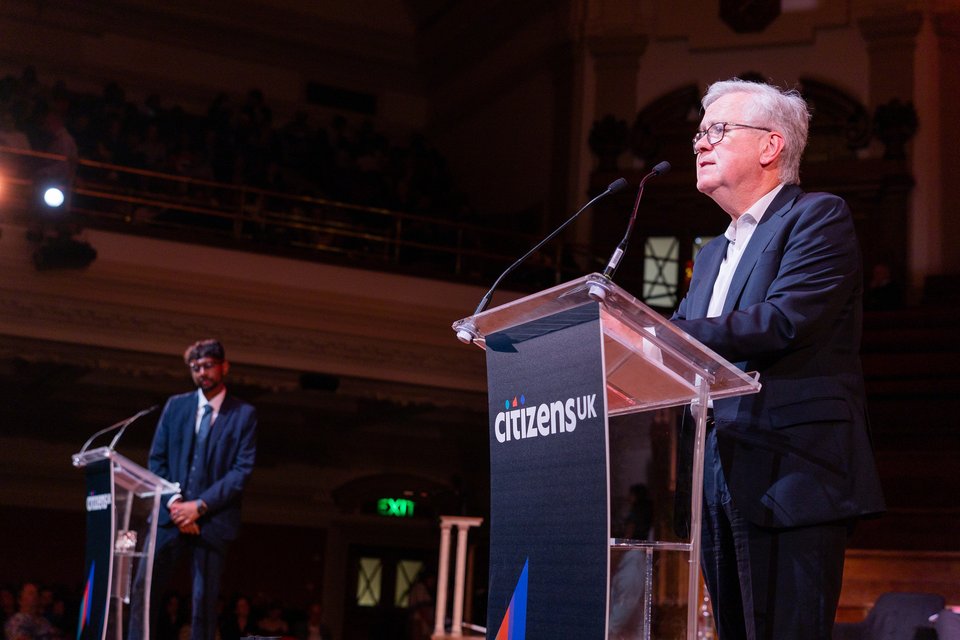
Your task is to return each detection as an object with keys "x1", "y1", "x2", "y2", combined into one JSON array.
[
  {"x1": 672, "y1": 184, "x2": 885, "y2": 528},
  {"x1": 149, "y1": 391, "x2": 258, "y2": 546}
]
